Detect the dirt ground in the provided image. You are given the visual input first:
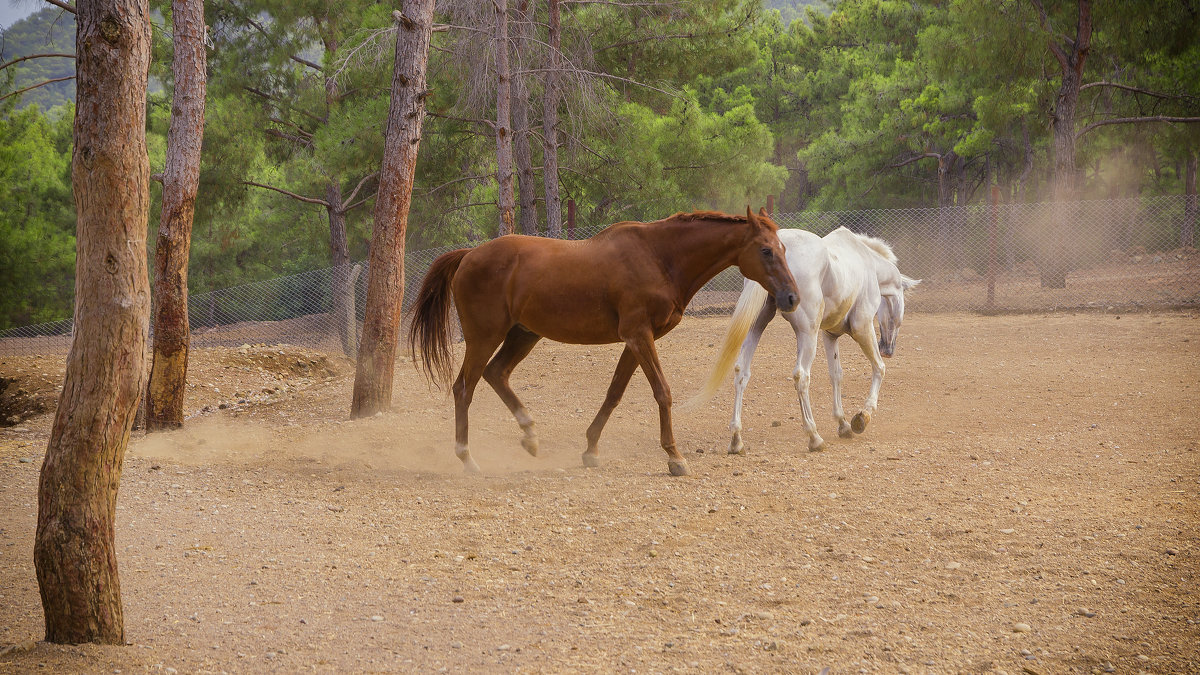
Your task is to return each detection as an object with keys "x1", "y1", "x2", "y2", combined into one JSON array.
[{"x1": 1, "y1": 312, "x2": 1197, "y2": 674}]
